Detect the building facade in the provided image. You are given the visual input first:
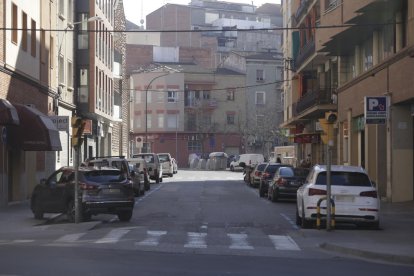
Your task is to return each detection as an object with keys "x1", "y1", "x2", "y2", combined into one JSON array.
[{"x1": 281, "y1": 0, "x2": 414, "y2": 202}]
